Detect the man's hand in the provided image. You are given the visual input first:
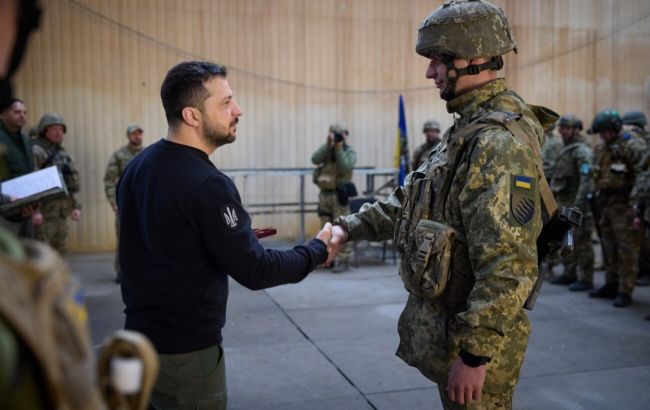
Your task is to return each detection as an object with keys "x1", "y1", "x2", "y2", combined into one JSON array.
[
  {"x1": 32, "y1": 210, "x2": 44, "y2": 226},
  {"x1": 71, "y1": 209, "x2": 81, "y2": 221},
  {"x1": 316, "y1": 222, "x2": 333, "y2": 246},
  {"x1": 633, "y1": 216, "x2": 642, "y2": 230},
  {"x1": 111, "y1": 203, "x2": 118, "y2": 212},
  {"x1": 447, "y1": 357, "x2": 487, "y2": 405},
  {"x1": 326, "y1": 224, "x2": 349, "y2": 265}
]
